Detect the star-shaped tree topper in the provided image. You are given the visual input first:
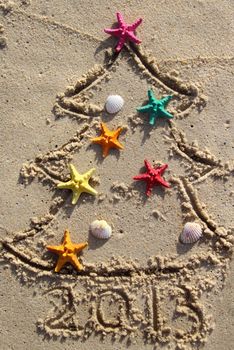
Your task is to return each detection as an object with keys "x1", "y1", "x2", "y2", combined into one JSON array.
[
  {"x1": 133, "y1": 159, "x2": 170, "y2": 197},
  {"x1": 91, "y1": 122, "x2": 124, "y2": 157},
  {"x1": 47, "y1": 229, "x2": 88, "y2": 272},
  {"x1": 104, "y1": 12, "x2": 143, "y2": 52},
  {"x1": 137, "y1": 89, "x2": 173, "y2": 125},
  {"x1": 57, "y1": 164, "x2": 97, "y2": 205}
]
